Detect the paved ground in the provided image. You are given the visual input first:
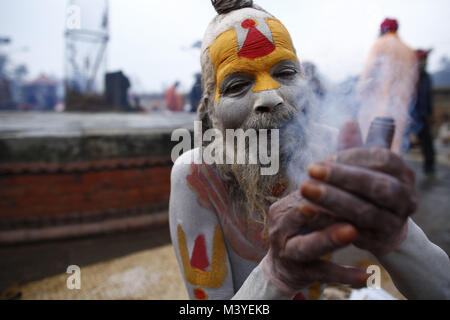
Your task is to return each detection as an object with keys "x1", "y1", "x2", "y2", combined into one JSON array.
[
  {"x1": 0, "y1": 148, "x2": 448, "y2": 299},
  {"x1": 0, "y1": 225, "x2": 173, "y2": 296},
  {"x1": 9, "y1": 243, "x2": 188, "y2": 300}
]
